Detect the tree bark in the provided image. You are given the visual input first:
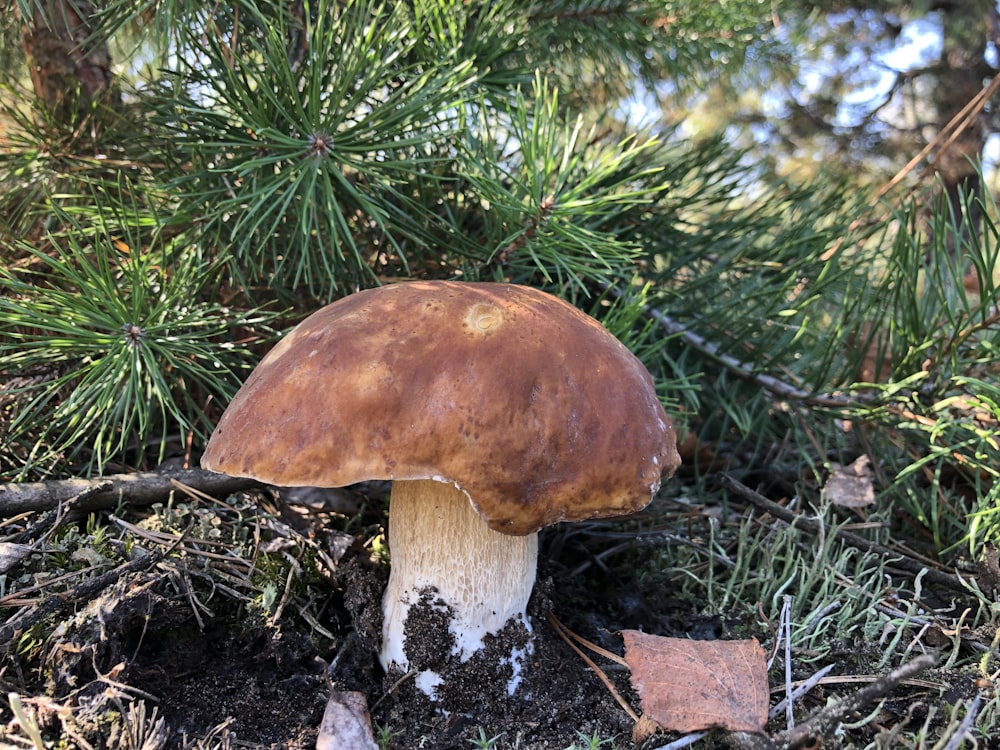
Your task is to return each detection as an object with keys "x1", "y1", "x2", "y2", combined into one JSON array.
[
  {"x1": 21, "y1": 0, "x2": 117, "y2": 125},
  {"x1": 929, "y1": 2, "x2": 997, "y2": 243}
]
